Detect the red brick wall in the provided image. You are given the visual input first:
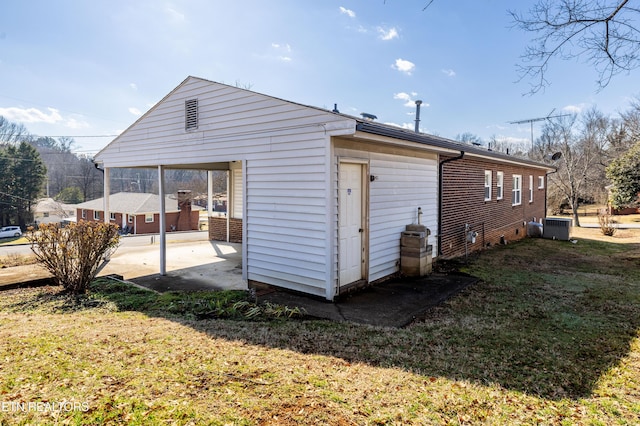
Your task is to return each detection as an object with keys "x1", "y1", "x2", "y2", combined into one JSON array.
[
  {"x1": 76, "y1": 209, "x2": 198, "y2": 234},
  {"x1": 76, "y1": 209, "x2": 122, "y2": 227},
  {"x1": 209, "y1": 216, "x2": 242, "y2": 243},
  {"x1": 440, "y1": 156, "x2": 547, "y2": 258}
]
